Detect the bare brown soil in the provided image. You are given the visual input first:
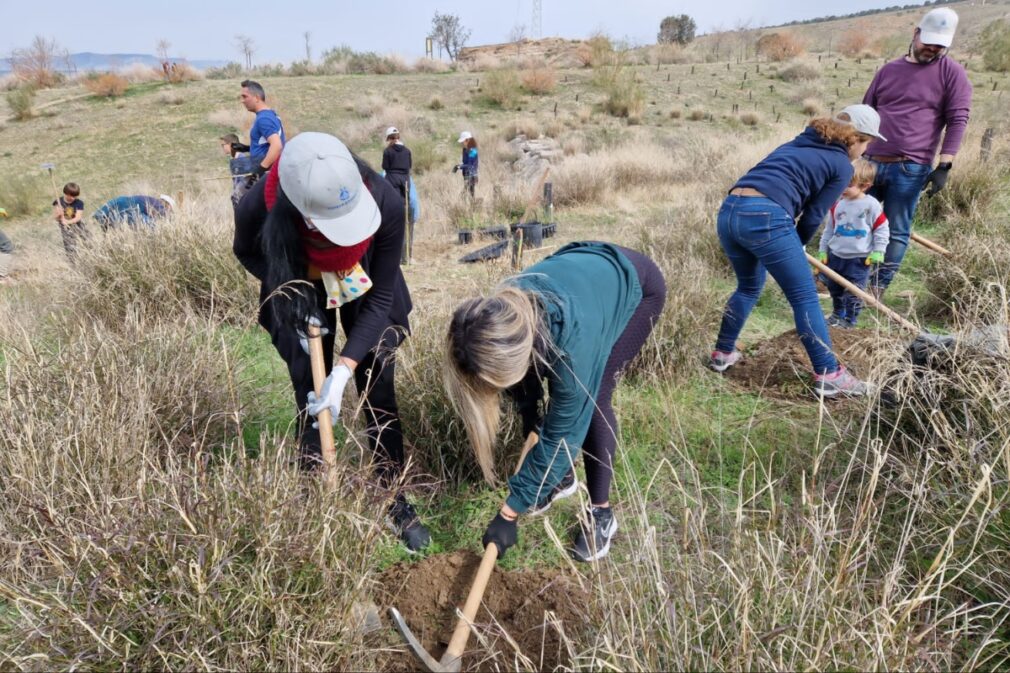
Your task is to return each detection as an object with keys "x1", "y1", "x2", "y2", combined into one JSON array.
[{"x1": 374, "y1": 551, "x2": 591, "y2": 672}]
